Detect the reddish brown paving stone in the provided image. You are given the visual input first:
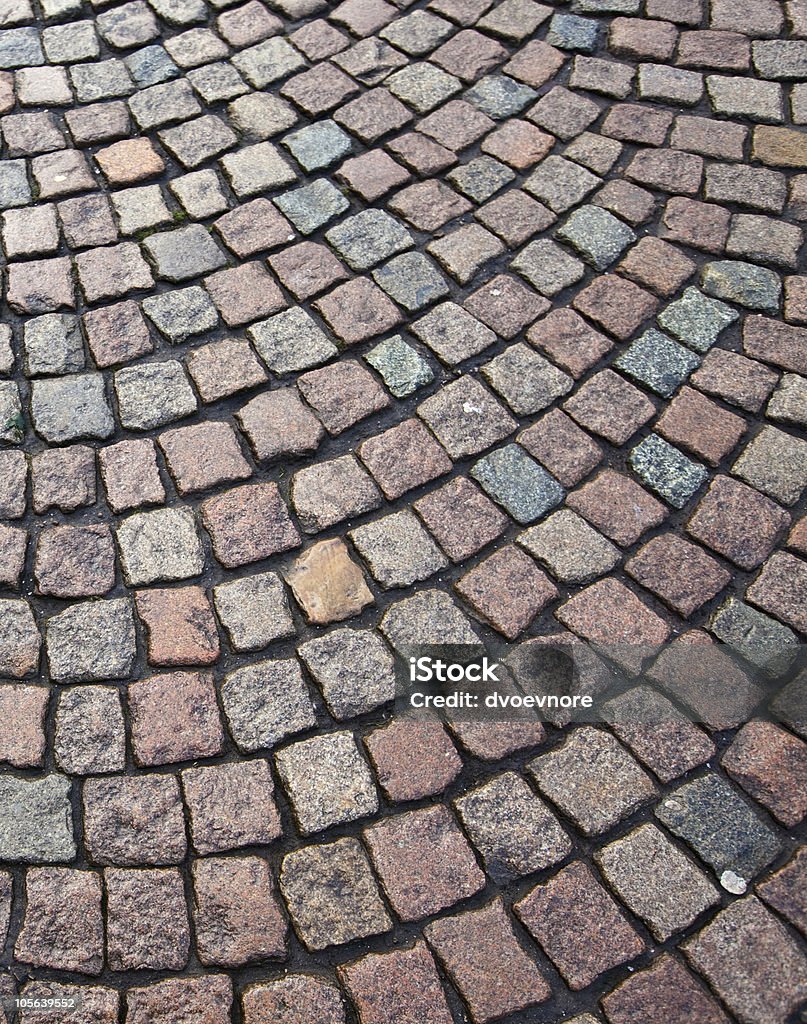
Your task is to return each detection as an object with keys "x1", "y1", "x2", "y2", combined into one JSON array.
[
  {"x1": 430, "y1": 29, "x2": 508, "y2": 82},
  {"x1": 158, "y1": 421, "x2": 252, "y2": 495},
  {"x1": 242, "y1": 976, "x2": 346, "y2": 1024},
  {"x1": 743, "y1": 314, "x2": 807, "y2": 374},
  {"x1": 515, "y1": 861, "x2": 645, "y2": 990},
  {"x1": 572, "y1": 274, "x2": 659, "y2": 339},
  {"x1": 481, "y1": 119, "x2": 554, "y2": 169},
  {"x1": 338, "y1": 942, "x2": 454, "y2": 1024},
  {"x1": 0, "y1": 684, "x2": 48, "y2": 768},
  {"x1": 527, "y1": 308, "x2": 613, "y2": 378},
  {"x1": 83, "y1": 774, "x2": 187, "y2": 866},
  {"x1": 334, "y1": 88, "x2": 412, "y2": 143},
  {"x1": 297, "y1": 360, "x2": 390, "y2": 435},
  {"x1": 413, "y1": 477, "x2": 508, "y2": 561},
  {"x1": 601, "y1": 953, "x2": 731, "y2": 1024},
  {"x1": 203, "y1": 262, "x2": 286, "y2": 326},
  {"x1": 617, "y1": 237, "x2": 696, "y2": 296},
  {"x1": 364, "y1": 805, "x2": 485, "y2": 921},
  {"x1": 285, "y1": 538, "x2": 374, "y2": 625},
  {"x1": 182, "y1": 760, "x2": 281, "y2": 855},
  {"x1": 338, "y1": 150, "x2": 410, "y2": 200},
  {"x1": 450, "y1": 718, "x2": 546, "y2": 761},
  {"x1": 687, "y1": 475, "x2": 789, "y2": 569},
  {"x1": 789, "y1": 516, "x2": 807, "y2": 555},
  {"x1": 34, "y1": 525, "x2": 115, "y2": 598},
  {"x1": 476, "y1": 189, "x2": 556, "y2": 247},
  {"x1": 128, "y1": 670, "x2": 223, "y2": 766},
  {"x1": 722, "y1": 720, "x2": 807, "y2": 827},
  {"x1": 192, "y1": 856, "x2": 287, "y2": 967},
  {"x1": 358, "y1": 418, "x2": 451, "y2": 500},
  {"x1": 19, "y1": 983, "x2": 119, "y2": 1024},
  {"x1": 188, "y1": 338, "x2": 268, "y2": 404},
  {"x1": 237, "y1": 389, "x2": 324, "y2": 462},
  {"x1": 646, "y1": 630, "x2": 765, "y2": 732},
  {"x1": 690, "y1": 348, "x2": 779, "y2": 413},
  {"x1": 388, "y1": 179, "x2": 472, "y2": 232},
  {"x1": 602, "y1": 103, "x2": 674, "y2": 146},
  {"x1": 609, "y1": 16, "x2": 679, "y2": 60},
  {"x1": 661, "y1": 196, "x2": 731, "y2": 253},
  {"x1": 269, "y1": 241, "x2": 350, "y2": 300},
  {"x1": 746, "y1": 551, "x2": 807, "y2": 632},
  {"x1": 83, "y1": 299, "x2": 153, "y2": 368},
  {"x1": 683, "y1": 897, "x2": 807, "y2": 1024},
  {"x1": 677, "y1": 29, "x2": 751, "y2": 69},
  {"x1": 594, "y1": 179, "x2": 657, "y2": 225},
  {"x1": 655, "y1": 386, "x2": 747, "y2": 466},
  {"x1": 386, "y1": 132, "x2": 457, "y2": 175},
  {"x1": 282, "y1": 63, "x2": 358, "y2": 116},
  {"x1": 568, "y1": 469, "x2": 669, "y2": 546},
  {"x1": 564, "y1": 369, "x2": 656, "y2": 445},
  {"x1": 314, "y1": 278, "x2": 402, "y2": 344},
  {"x1": 364, "y1": 719, "x2": 462, "y2": 802},
  {"x1": 425, "y1": 899, "x2": 551, "y2": 1023},
  {"x1": 95, "y1": 138, "x2": 165, "y2": 184},
  {"x1": 627, "y1": 533, "x2": 731, "y2": 618},
  {"x1": 455, "y1": 546, "x2": 558, "y2": 639},
  {"x1": 671, "y1": 115, "x2": 747, "y2": 161},
  {"x1": 99, "y1": 439, "x2": 165, "y2": 514},
  {"x1": 215, "y1": 199, "x2": 295, "y2": 258},
  {"x1": 463, "y1": 274, "x2": 549, "y2": 338},
  {"x1": 504, "y1": 38, "x2": 566, "y2": 88},
  {"x1": 331, "y1": 0, "x2": 397, "y2": 36},
  {"x1": 417, "y1": 99, "x2": 495, "y2": 151},
  {"x1": 603, "y1": 685, "x2": 715, "y2": 783},
  {"x1": 105, "y1": 868, "x2": 190, "y2": 971},
  {"x1": 201, "y1": 482, "x2": 301, "y2": 567},
  {"x1": 135, "y1": 587, "x2": 221, "y2": 667},
  {"x1": 15, "y1": 868, "x2": 103, "y2": 975},
  {"x1": 625, "y1": 148, "x2": 703, "y2": 195},
  {"x1": 7, "y1": 256, "x2": 75, "y2": 315},
  {"x1": 758, "y1": 848, "x2": 807, "y2": 937},
  {"x1": 556, "y1": 579, "x2": 670, "y2": 671},
  {"x1": 127, "y1": 976, "x2": 233, "y2": 1024},
  {"x1": 519, "y1": 410, "x2": 603, "y2": 487},
  {"x1": 784, "y1": 275, "x2": 807, "y2": 325}
]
